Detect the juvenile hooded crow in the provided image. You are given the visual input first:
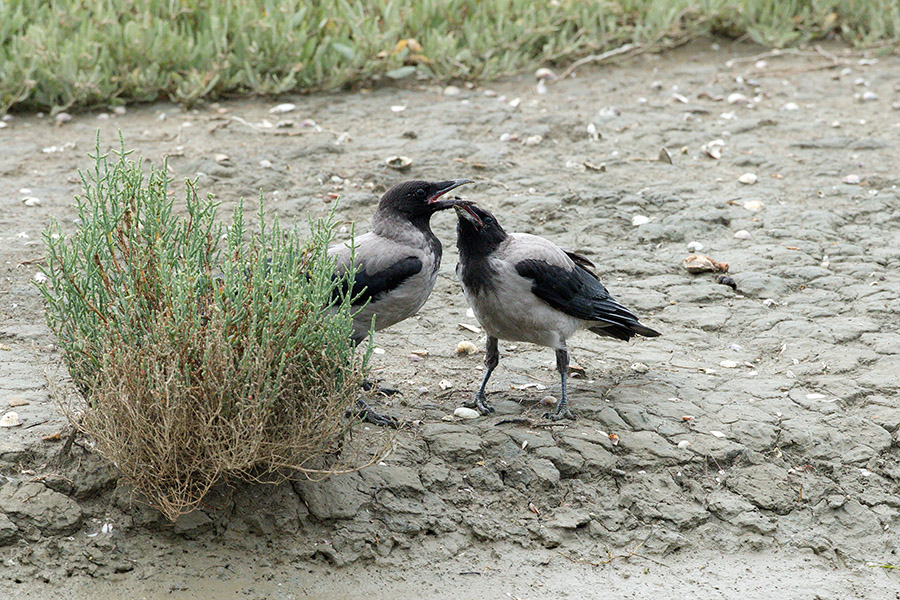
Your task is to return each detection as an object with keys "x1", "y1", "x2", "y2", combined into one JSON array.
[
  {"x1": 330, "y1": 179, "x2": 473, "y2": 424},
  {"x1": 454, "y1": 204, "x2": 660, "y2": 421}
]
